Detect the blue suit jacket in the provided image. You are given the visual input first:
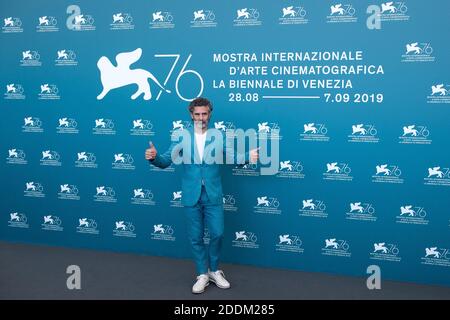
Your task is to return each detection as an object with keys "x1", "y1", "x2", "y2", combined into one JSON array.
[{"x1": 149, "y1": 126, "x2": 248, "y2": 206}]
